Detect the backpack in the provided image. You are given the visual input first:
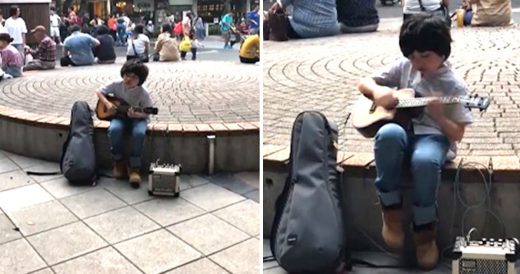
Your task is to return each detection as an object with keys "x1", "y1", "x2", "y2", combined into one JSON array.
[
  {"x1": 60, "y1": 101, "x2": 97, "y2": 185},
  {"x1": 270, "y1": 111, "x2": 348, "y2": 273}
]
